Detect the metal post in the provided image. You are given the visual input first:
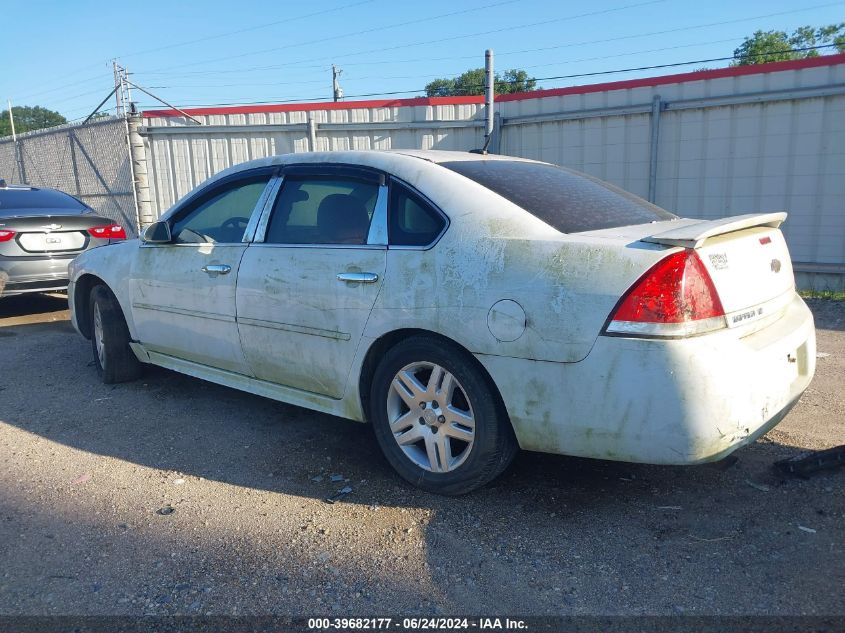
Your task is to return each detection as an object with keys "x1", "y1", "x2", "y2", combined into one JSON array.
[
  {"x1": 490, "y1": 111, "x2": 502, "y2": 154},
  {"x1": 307, "y1": 114, "x2": 318, "y2": 152},
  {"x1": 127, "y1": 114, "x2": 152, "y2": 231},
  {"x1": 7, "y1": 99, "x2": 16, "y2": 142},
  {"x1": 648, "y1": 94, "x2": 662, "y2": 203},
  {"x1": 68, "y1": 130, "x2": 82, "y2": 197},
  {"x1": 484, "y1": 49, "x2": 494, "y2": 153},
  {"x1": 7, "y1": 99, "x2": 24, "y2": 183}
]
